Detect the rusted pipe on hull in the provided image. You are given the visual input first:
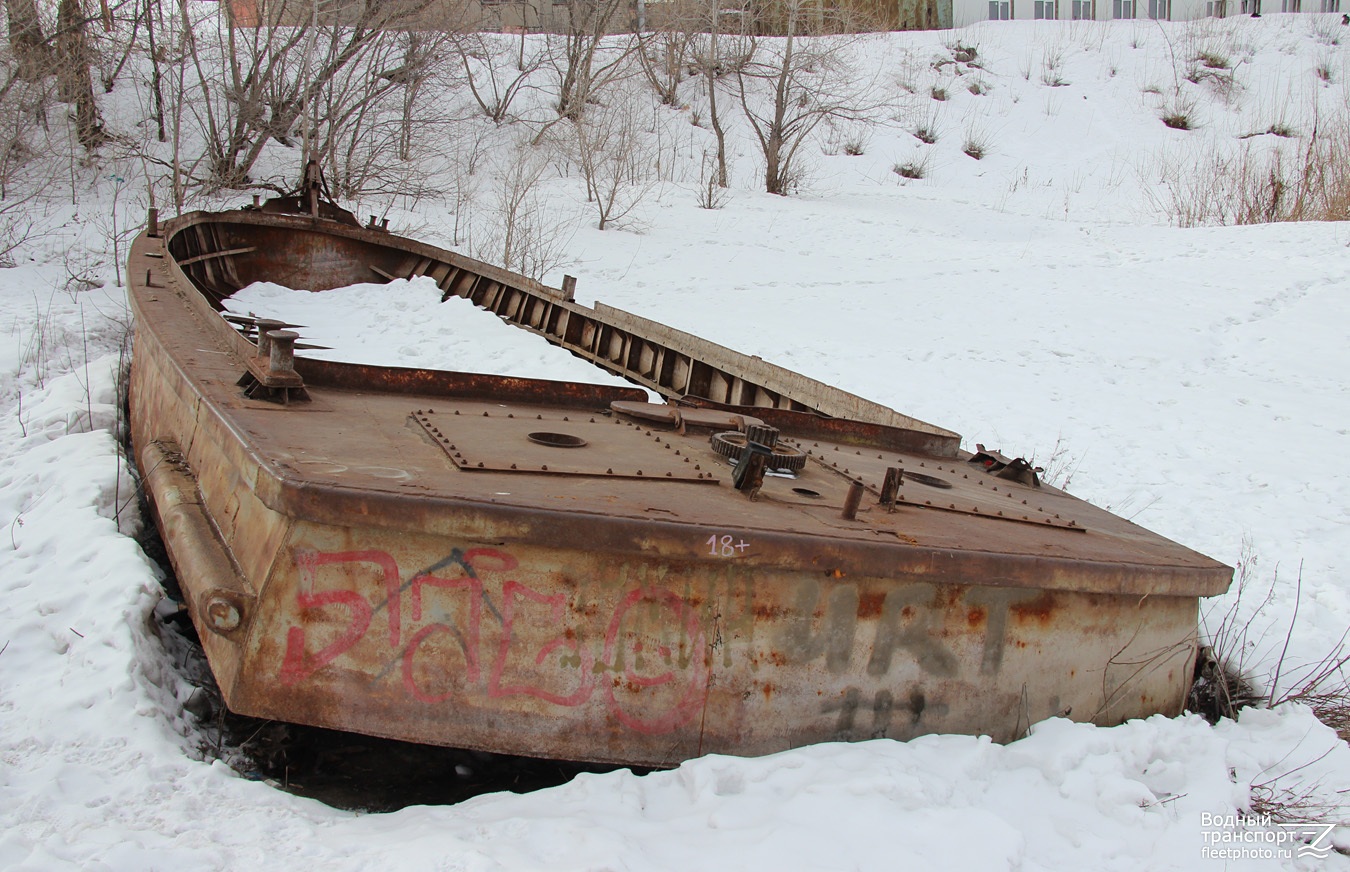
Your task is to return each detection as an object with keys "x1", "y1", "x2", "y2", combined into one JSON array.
[{"x1": 139, "y1": 439, "x2": 255, "y2": 641}]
